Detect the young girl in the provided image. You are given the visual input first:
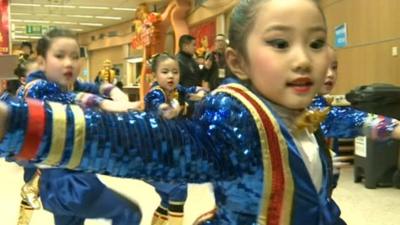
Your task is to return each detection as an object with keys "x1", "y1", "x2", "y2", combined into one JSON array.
[
  {"x1": 312, "y1": 48, "x2": 400, "y2": 139},
  {"x1": 0, "y1": 0, "x2": 372, "y2": 224},
  {"x1": 145, "y1": 53, "x2": 206, "y2": 225},
  {"x1": 310, "y1": 47, "x2": 400, "y2": 188},
  {"x1": 15, "y1": 28, "x2": 142, "y2": 225}
]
